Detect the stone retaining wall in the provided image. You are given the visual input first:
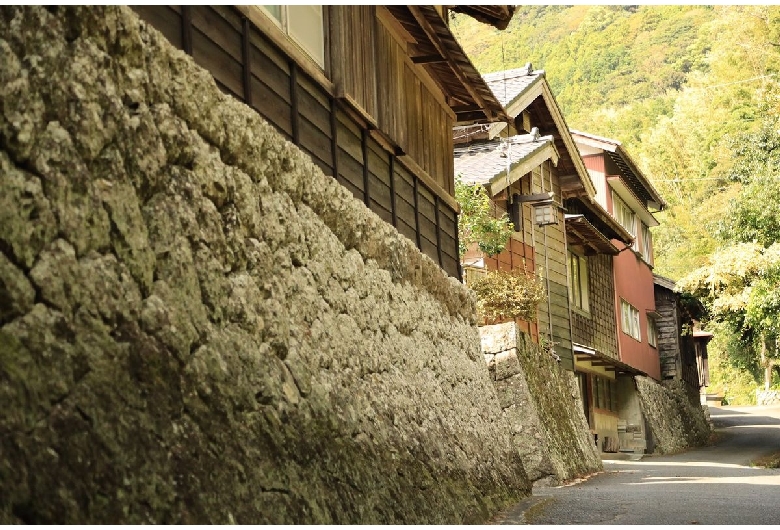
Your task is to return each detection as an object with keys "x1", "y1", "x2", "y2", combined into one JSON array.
[
  {"x1": 635, "y1": 377, "x2": 711, "y2": 454},
  {"x1": 0, "y1": 6, "x2": 531, "y2": 523},
  {"x1": 480, "y1": 322, "x2": 602, "y2": 485},
  {"x1": 757, "y1": 390, "x2": 780, "y2": 406}
]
